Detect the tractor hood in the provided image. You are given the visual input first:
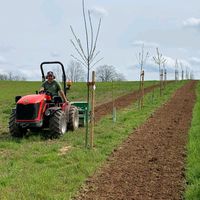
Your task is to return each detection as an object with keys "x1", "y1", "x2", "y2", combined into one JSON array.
[{"x1": 17, "y1": 94, "x2": 47, "y2": 105}]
